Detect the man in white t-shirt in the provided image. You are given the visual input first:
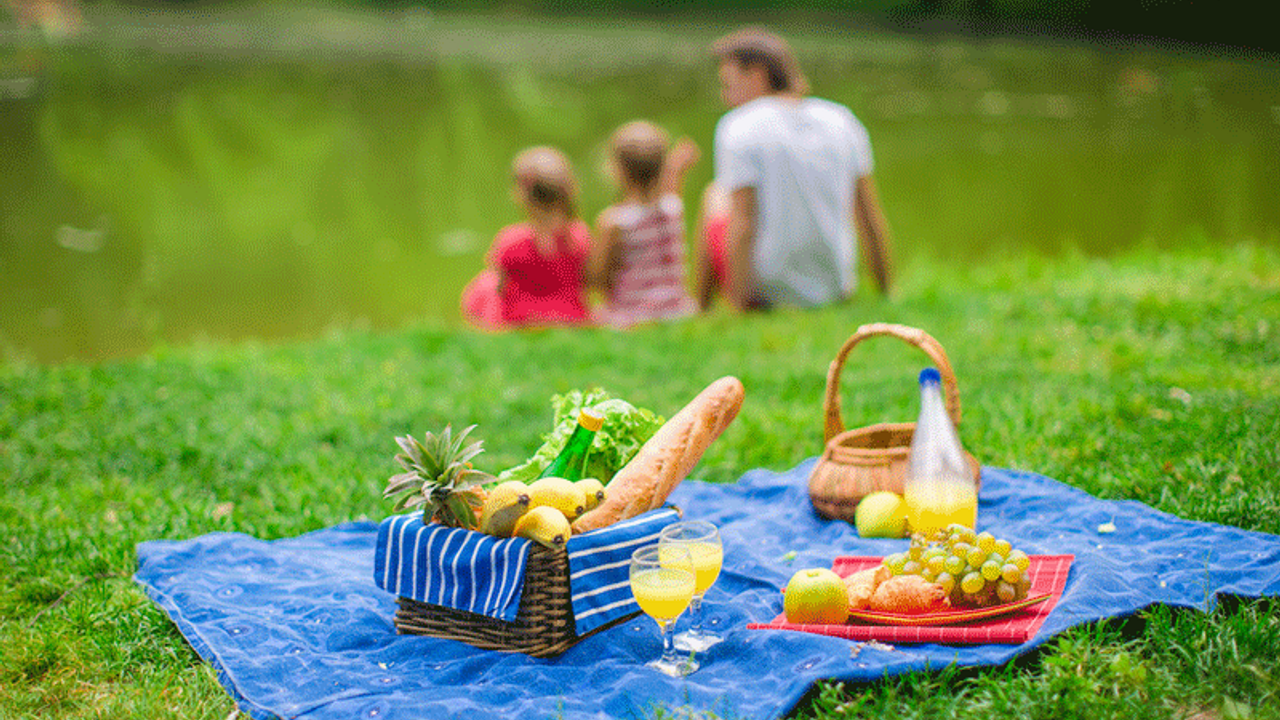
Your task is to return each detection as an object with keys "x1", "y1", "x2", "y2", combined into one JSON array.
[{"x1": 704, "y1": 28, "x2": 893, "y2": 310}]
